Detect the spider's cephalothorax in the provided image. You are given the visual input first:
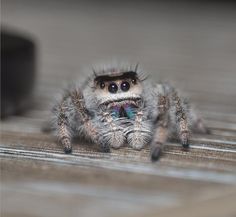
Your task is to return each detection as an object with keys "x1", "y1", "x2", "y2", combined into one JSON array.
[{"x1": 50, "y1": 63, "x2": 209, "y2": 161}]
